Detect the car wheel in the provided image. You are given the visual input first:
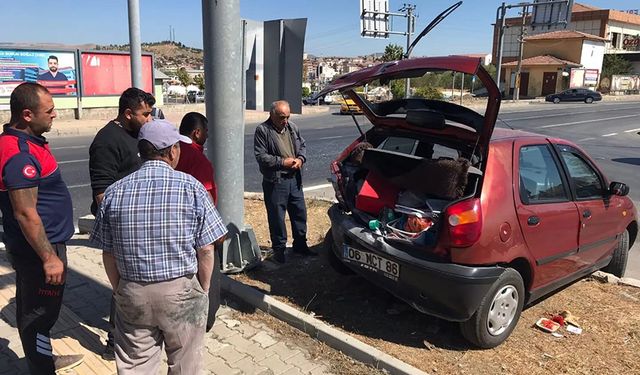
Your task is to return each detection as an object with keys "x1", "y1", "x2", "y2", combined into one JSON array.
[
  {"x1": 553, "y1": 97, "x2": 560, "y2": 104},
  {"x1": 460, "y1": 268, "x2": 524, "y2": 348},
  {"x1": 602, "y1": 229, "x2": 629, "y2": 277},
  {"x1": 323, "y1": 229, "x2": 354, "y2": 275},
  {"x1": 585, "y1": 97, "x2": 594, "y2": 104}
]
